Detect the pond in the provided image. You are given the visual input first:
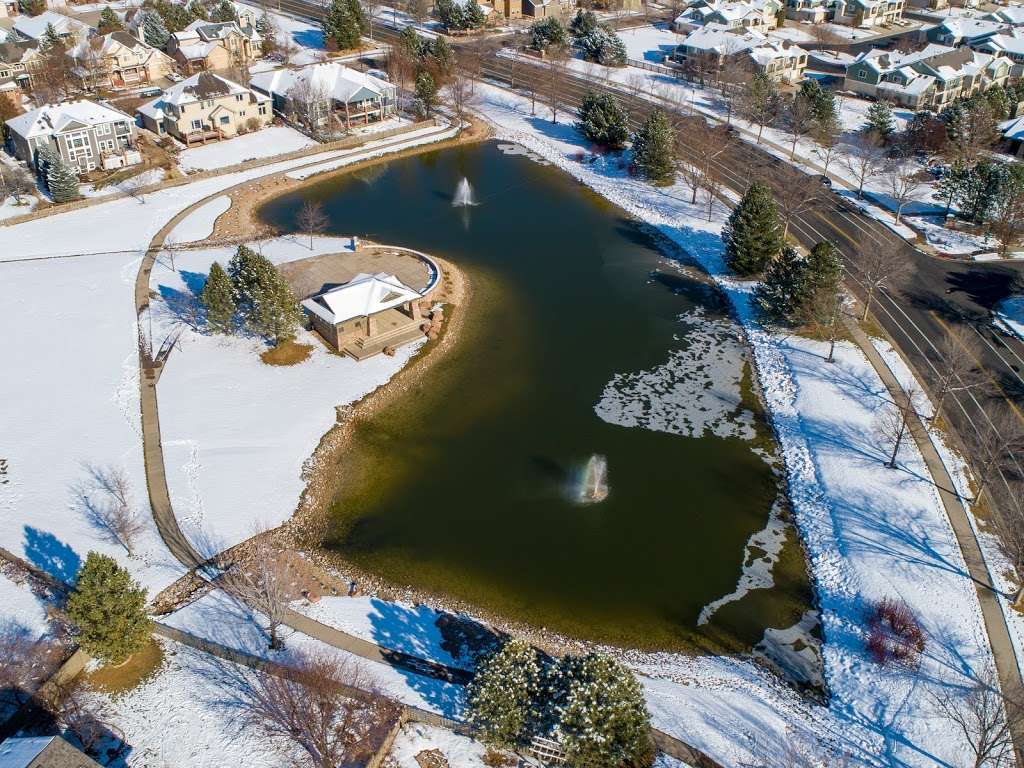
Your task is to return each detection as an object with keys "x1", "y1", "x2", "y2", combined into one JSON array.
[{"x1": 261, "y1": 141, "x2": 814, "y2": 655}]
